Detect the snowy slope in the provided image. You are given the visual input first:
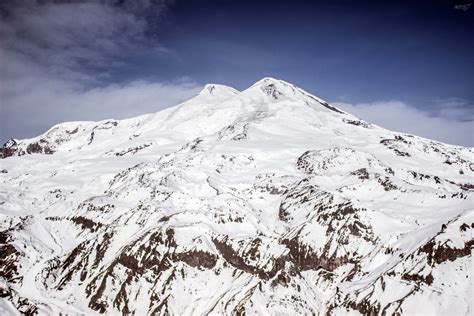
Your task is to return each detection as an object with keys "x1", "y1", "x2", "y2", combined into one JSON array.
[{"x1": 0, "y1": 78, "x2": 473, "y2": 315}]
